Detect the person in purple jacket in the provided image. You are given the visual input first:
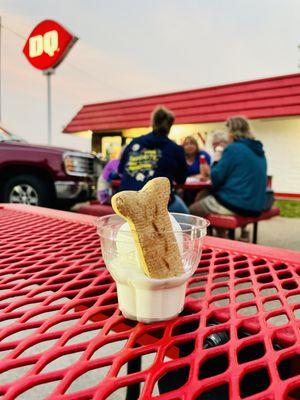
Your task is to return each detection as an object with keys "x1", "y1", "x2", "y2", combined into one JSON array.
[
  {"x1": 102, "y1": 158, "x2": 120, "y2": 182},
  {"x1": 97, "y1": 158, "x2": 121, "y2": 204}
]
